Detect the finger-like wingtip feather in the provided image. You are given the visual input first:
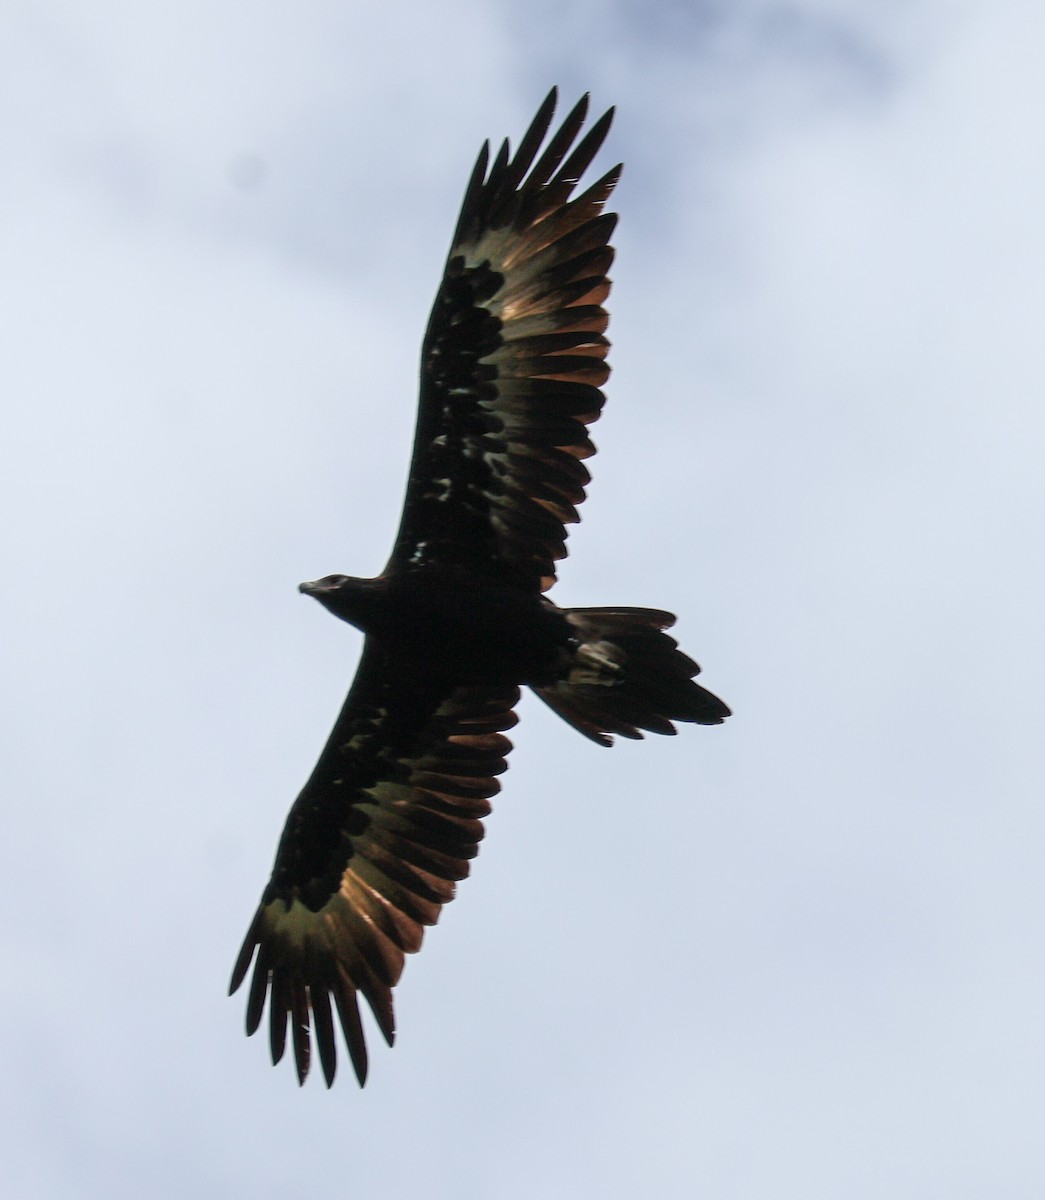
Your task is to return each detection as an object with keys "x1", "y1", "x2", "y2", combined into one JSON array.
[
  {"x1": 291, "y1": 980, "x2": 311, "y2": 1085},
  {"x1": 553, "y1": 106, "x2": 615, "y2": 186},
  {"x1": 526, "y1": 93, "x2": 590, "y2": 189},
  {"x1": 229, "y1": 910, "x2": 262, "y2": 995},
  {"x1": 311, "y1": 986, "x2": 338, "y2": 1087},
  {"x1": 245, "y1": 952, "x2": 269, "y2": 1036},
  {"x1": 269, "y1": 970, "x2": 289, "y2": 1065},
  {"x1": 334, "y1": 968, "x2": 370, "y2": 1086}
]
